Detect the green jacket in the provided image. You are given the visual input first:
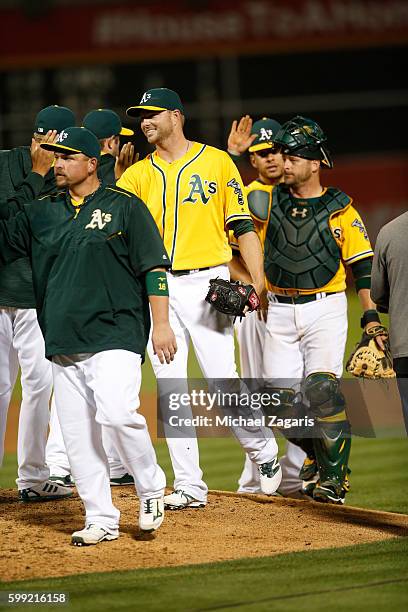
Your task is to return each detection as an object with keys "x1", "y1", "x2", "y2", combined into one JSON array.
[
  {"x1": 0, "y1": 173, "x2": 171, "y2": 359},
  {"x1": 98, "y1": 153, "x2": 116, "y2": 184},
  {"x1": 0, "y1": 147, "x2": 56, "y2": 307}
]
